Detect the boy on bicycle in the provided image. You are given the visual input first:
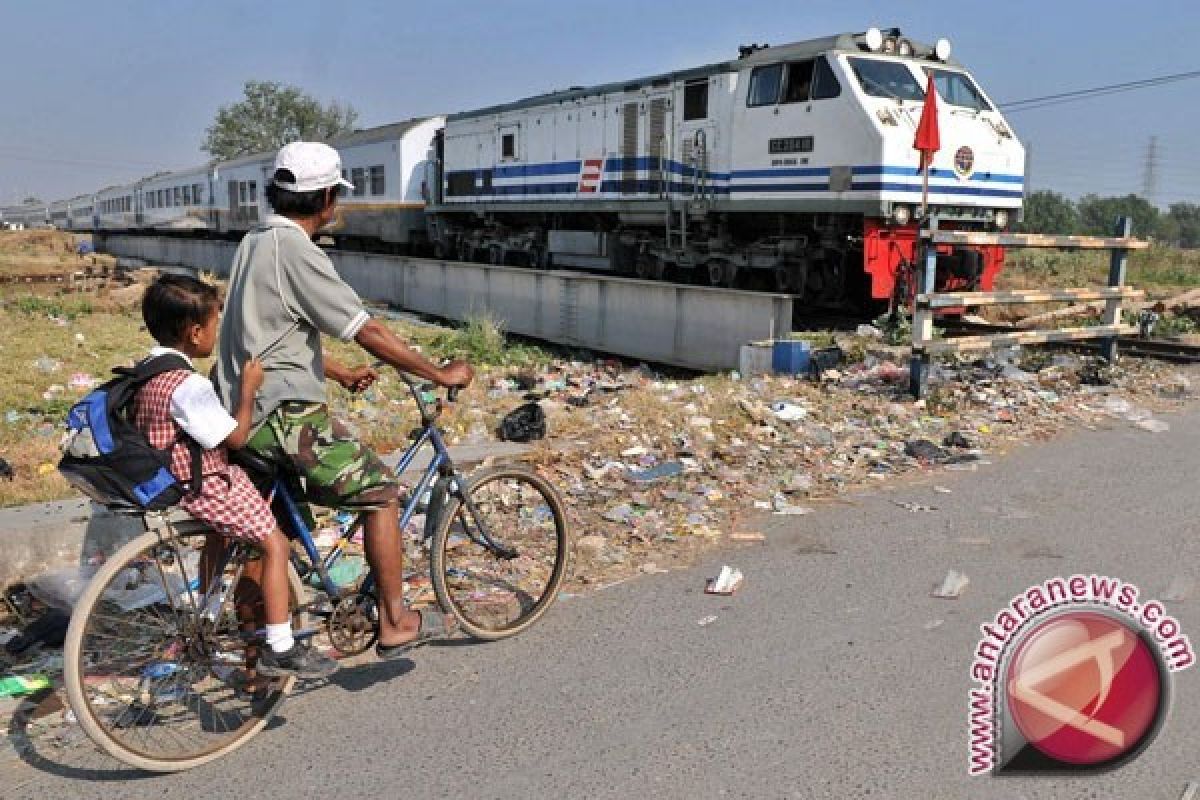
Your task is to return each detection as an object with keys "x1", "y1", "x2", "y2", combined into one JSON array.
[
  {"x1": 215, "y1": 142, "x2": 472, "y2": 659},
  {"x1": 136, "y1": 274, "x2": 337, "y2": 678}
]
